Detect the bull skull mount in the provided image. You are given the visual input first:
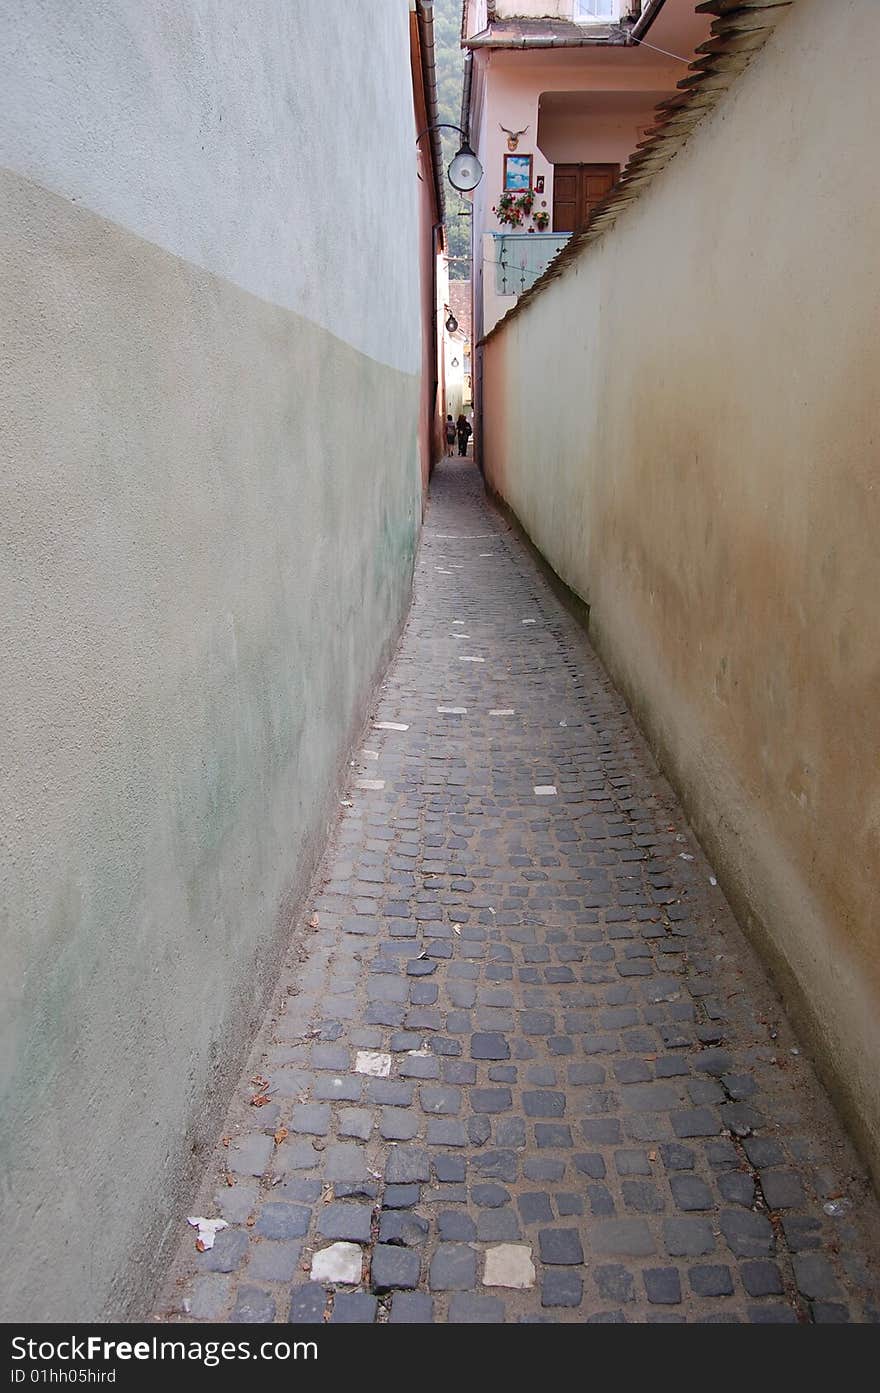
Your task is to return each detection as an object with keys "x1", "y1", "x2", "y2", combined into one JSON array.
[{"x1": 500, "y1": 124, "x2": 529, "y2": 152}]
